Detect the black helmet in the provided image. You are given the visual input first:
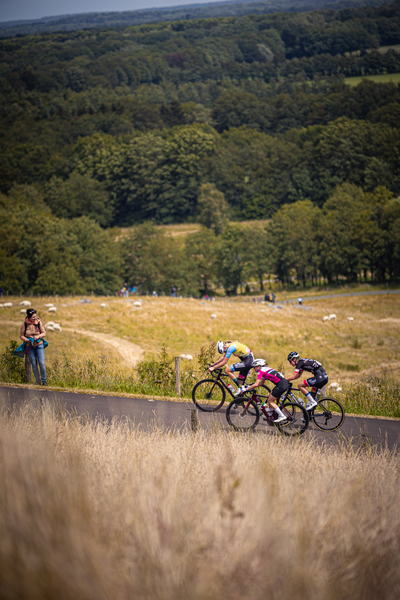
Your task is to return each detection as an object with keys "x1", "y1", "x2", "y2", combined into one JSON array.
[
  {"x1": 287, "y1": 351, "x2": 299, "y2": 362},
  {"x1": 26, "y1": 308, "x2": 37, "y2": 318}
]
